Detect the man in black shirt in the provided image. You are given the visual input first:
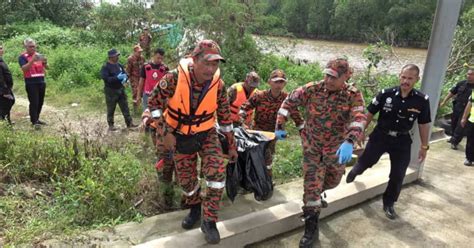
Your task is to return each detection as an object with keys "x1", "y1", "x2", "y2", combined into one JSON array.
[
  {"x1": 346, "y1": 64, "x2": 431, "y2": 220},
  {"x1": 439, "y1": 68, "x2": 474, "y2": 149},
  {"x1": 0, "y1": 45, "x2": 14, "y2": 124},
  {"x1": 100, "y1": 48, "x2": 137, "y2": 131}
]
